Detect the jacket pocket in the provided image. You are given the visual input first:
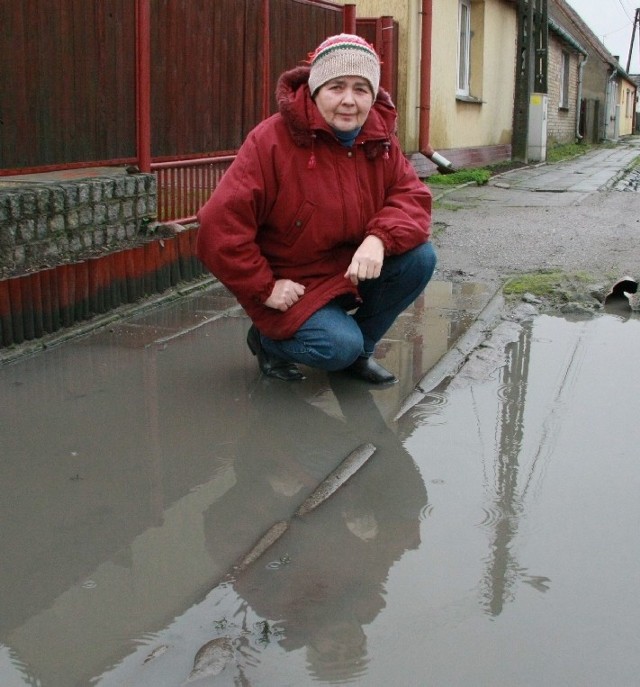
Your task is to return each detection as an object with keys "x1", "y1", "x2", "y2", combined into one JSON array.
[{"x1": 281, "y1": 200, "x2": 316, "y2": 246}]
